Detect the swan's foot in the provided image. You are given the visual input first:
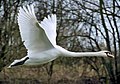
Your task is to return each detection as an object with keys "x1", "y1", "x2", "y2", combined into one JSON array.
[{"x1": 8, "y1": 57, "x2": 29, "y2": 68}]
